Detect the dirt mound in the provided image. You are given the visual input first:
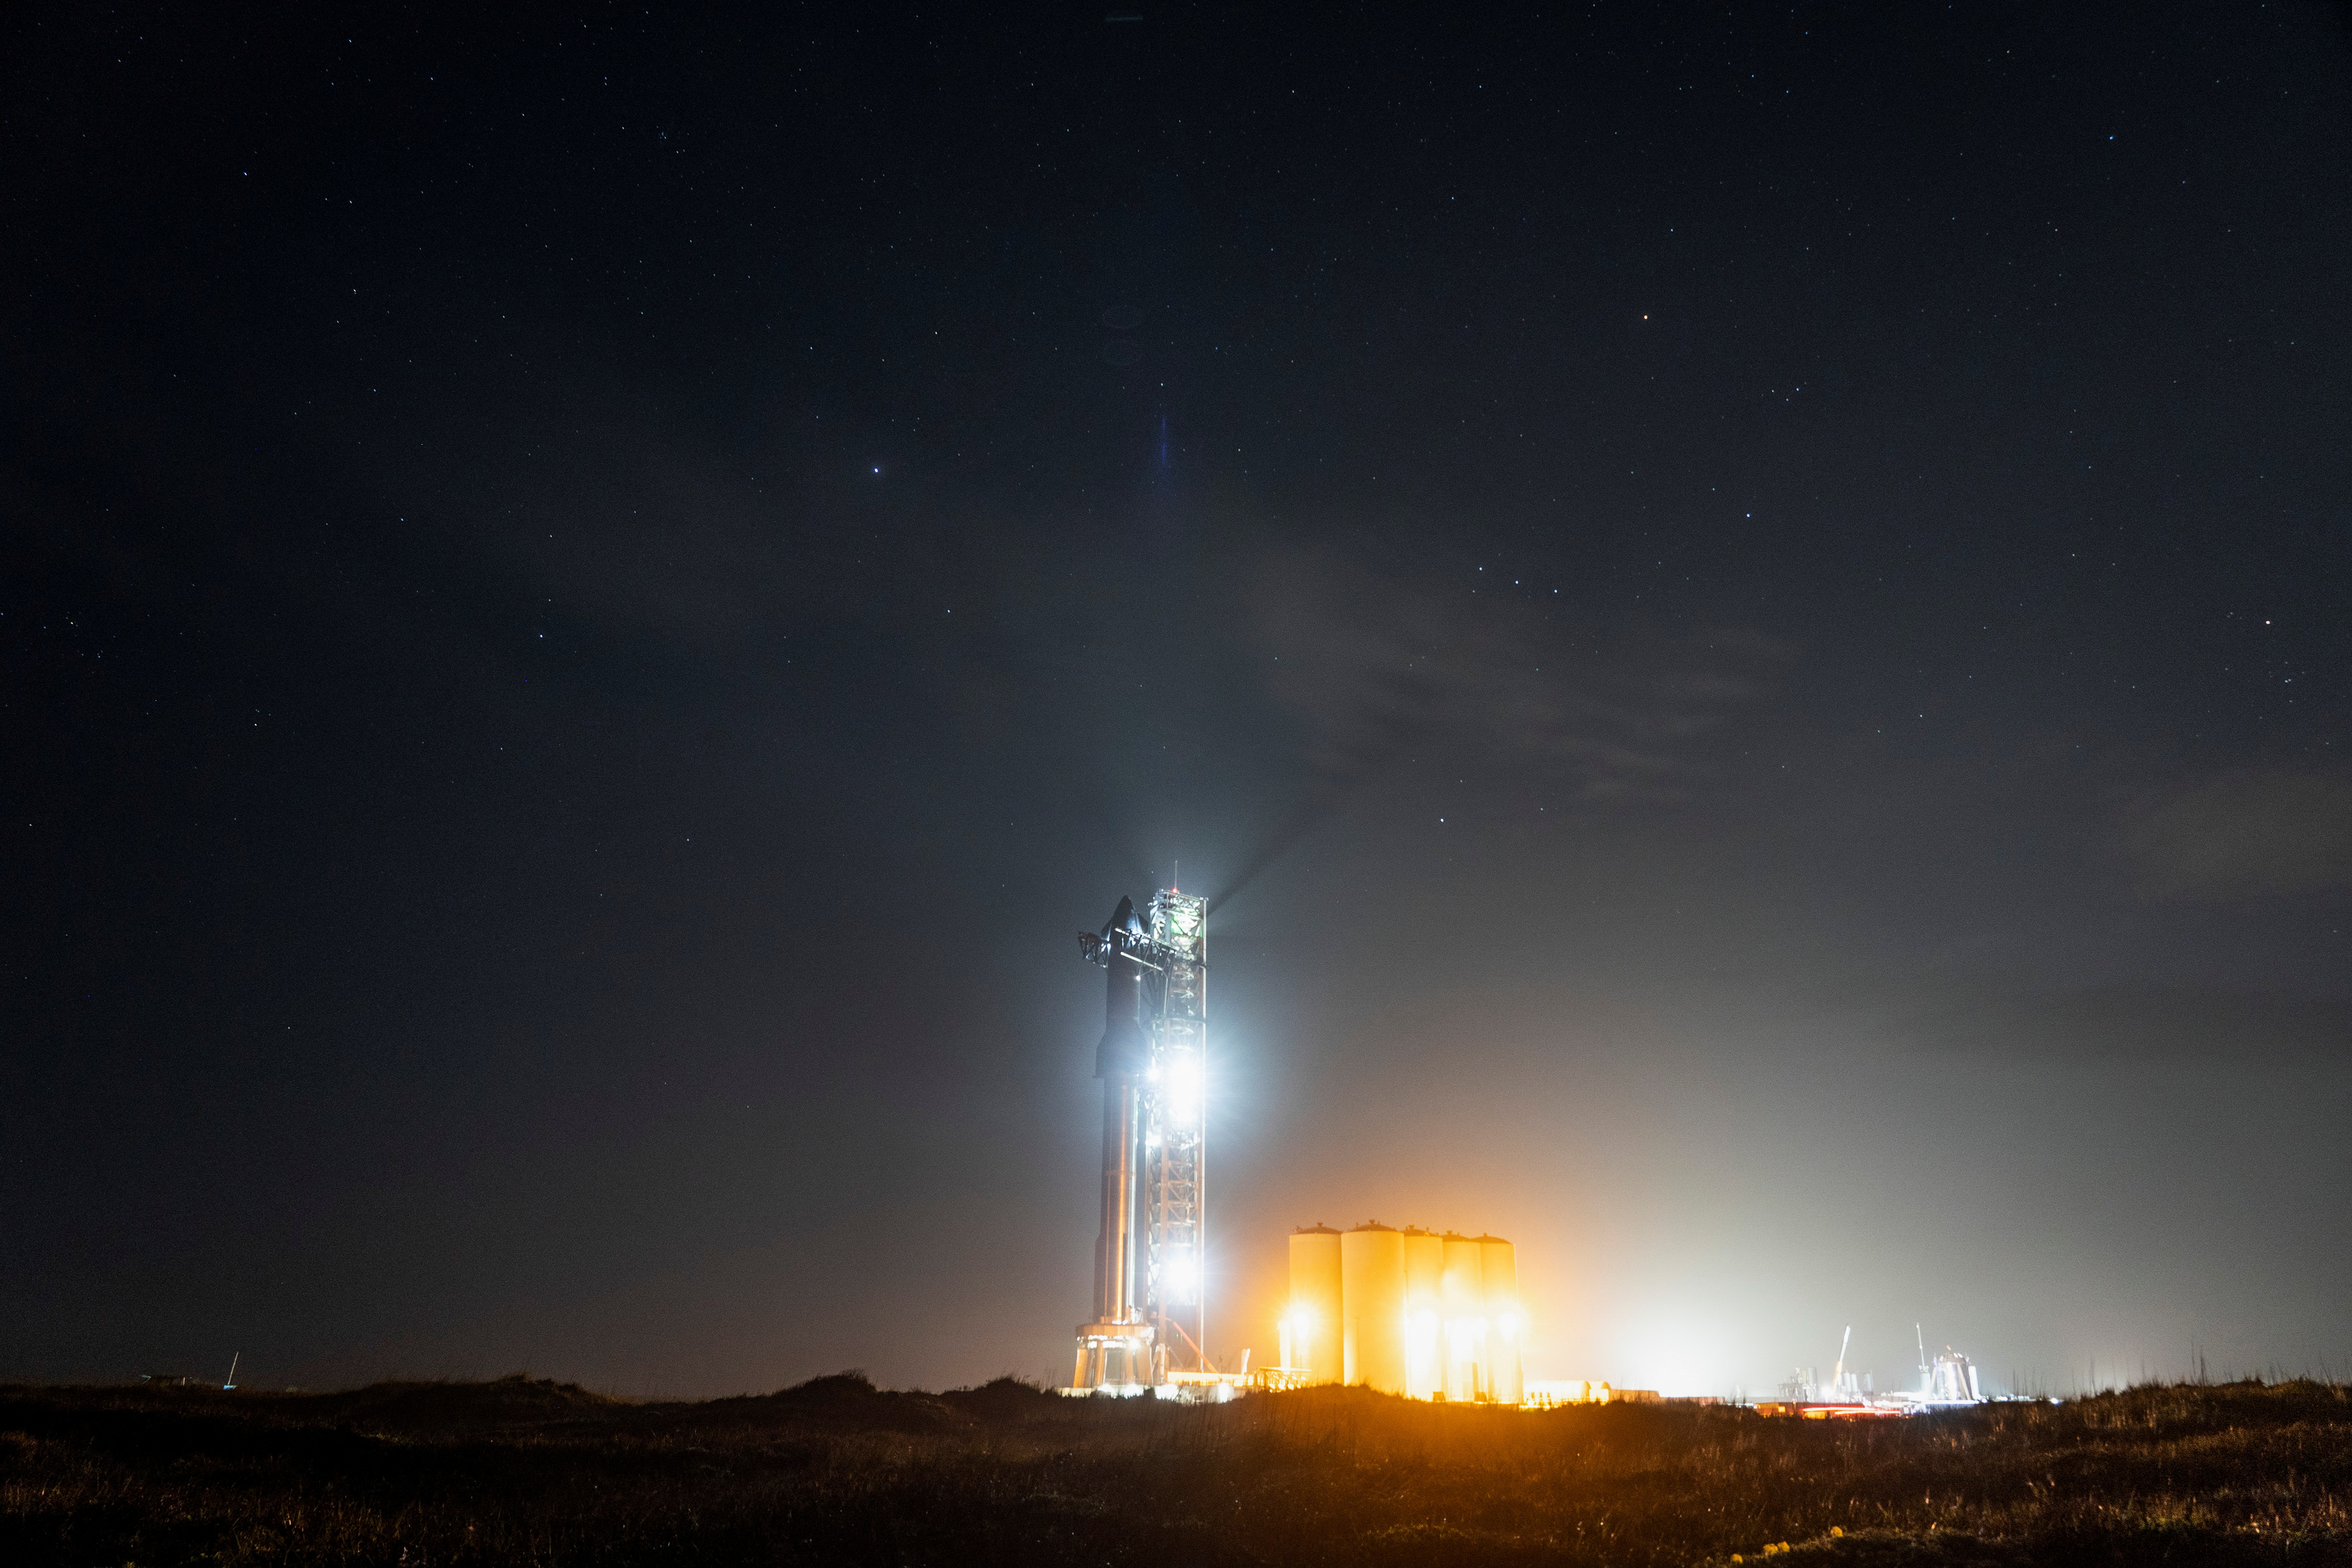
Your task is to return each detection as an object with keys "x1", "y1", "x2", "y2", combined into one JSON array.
[
  {"x1": 939, "y1": 1375, "x2": 1061, "y2": 1421},
  {"x1": 659, "y1": 1370, "x2": 968, "y2": 1436},
  {"x1": 303, "y1": 1375, "x2": 621, "y2": 1435}
]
